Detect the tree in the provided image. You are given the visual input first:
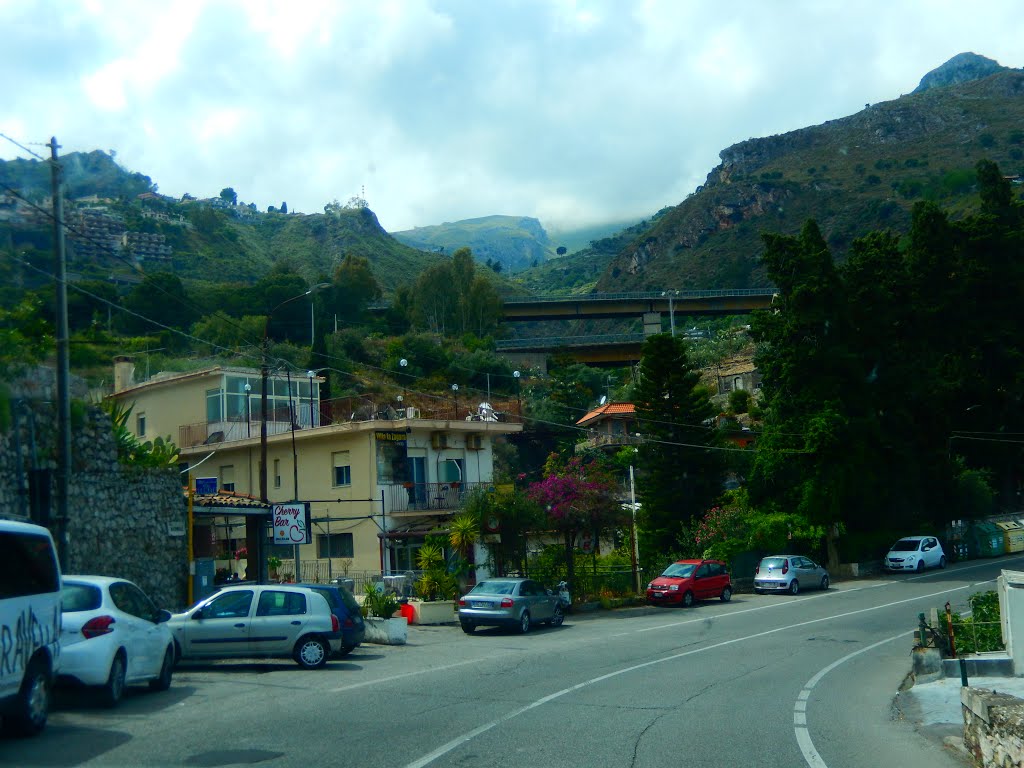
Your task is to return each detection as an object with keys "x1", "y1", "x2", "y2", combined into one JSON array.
[
  {"x1": 556, "y1": 246, "x2": 567, "y2": 256},
  {"x1": 327, "y1": 254, "x2": 382, "y2": 328},
  {"x1": 634, "y1": 333, "x2": 722, "y2": 556},
  {"x1": 219, "y1": 187, "x2": 237, "y2": 205},
  {"x1": 119, "y1": 272, "x2": 197, "y2": 339},
  {"x1": 280, "y1": 201, "x2": 288, "y2": 214},
  {"x1": 526, "y1": 455, "x2": 623, "y2": 588}
]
